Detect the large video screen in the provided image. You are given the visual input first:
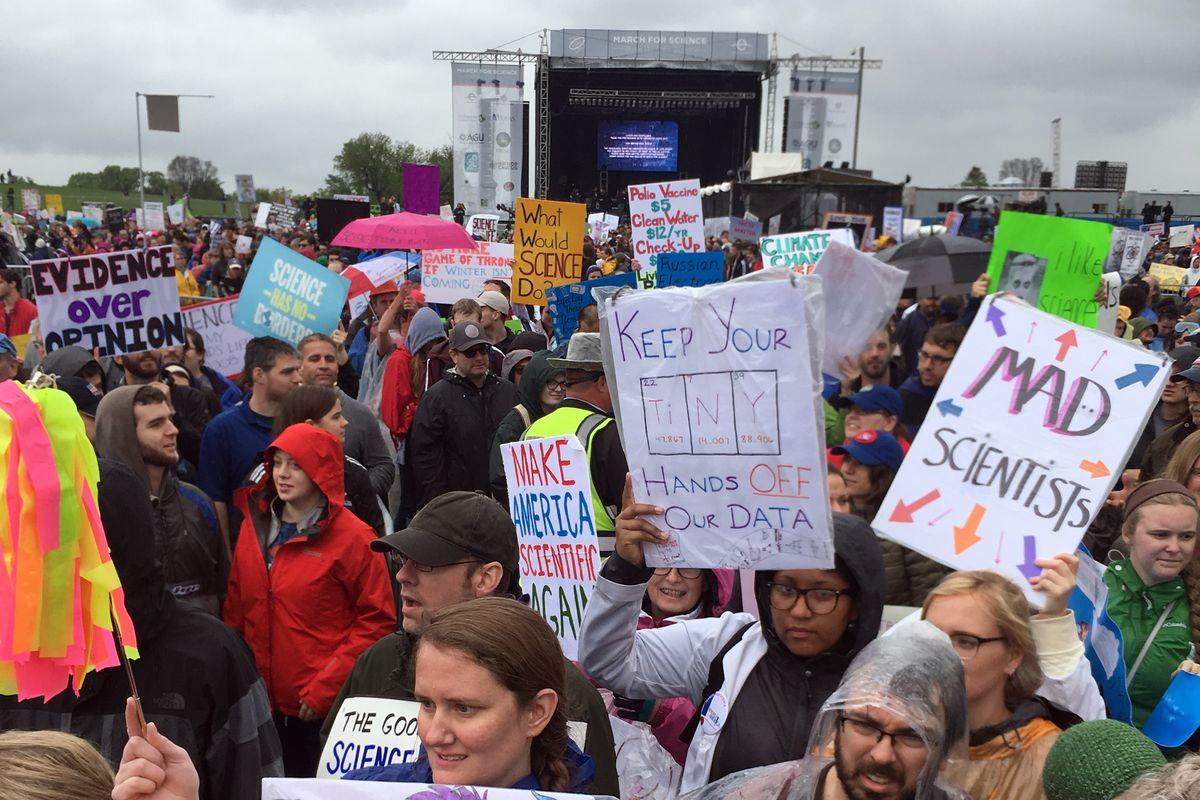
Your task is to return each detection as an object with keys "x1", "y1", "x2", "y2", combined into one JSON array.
[{"x1": 597, "y1": 120, "x2": 679, "y2": 171}]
